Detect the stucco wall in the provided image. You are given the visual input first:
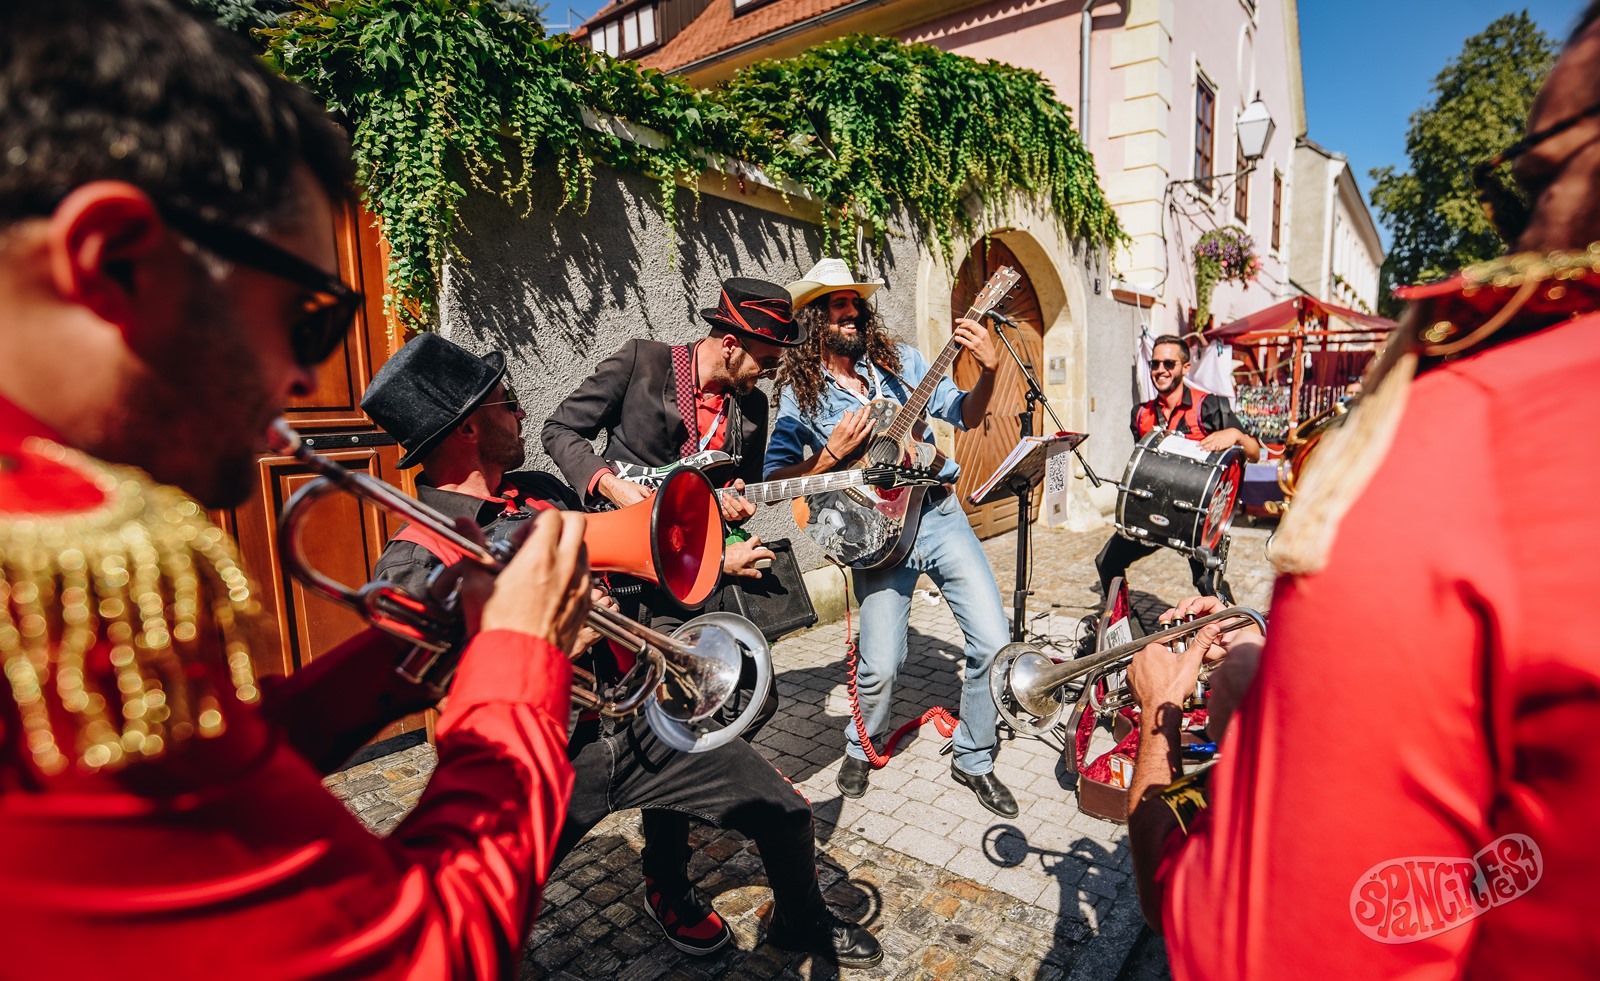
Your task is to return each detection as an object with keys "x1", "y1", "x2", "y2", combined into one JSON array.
[
  {"x1": 435, "y1": 160, "x2": 1130, "y2": 584},
  {"x1": 437, "y1": 163, "x2": 917, "y2": 577}
]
